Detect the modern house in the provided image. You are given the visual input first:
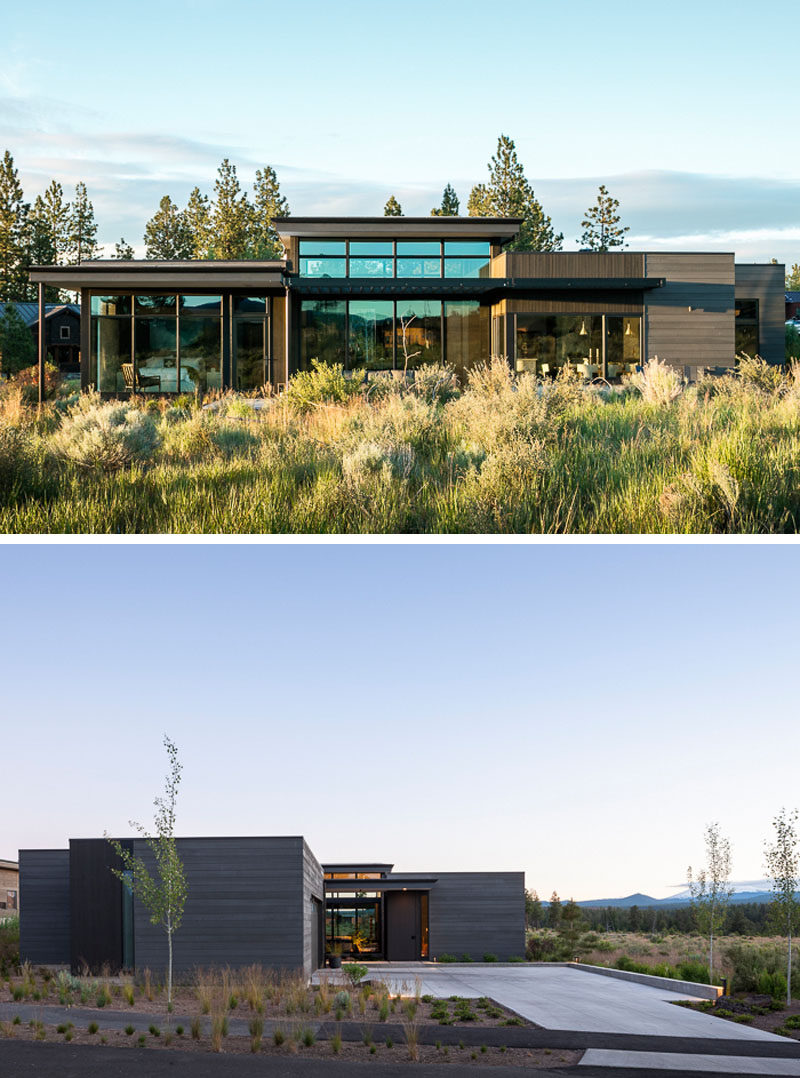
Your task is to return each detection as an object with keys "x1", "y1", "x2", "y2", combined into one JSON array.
[
  {"x1": 0, "y1": 858, "x2": 19, "y2": 920},
  {"x1": 0, "y1": 301, "x2": 81, "y2": 374},
  {"x1": 26, "y1": 218, "x2": 784, "y2": 395},
  {"x1": 19, "y1": 837, "x2": 524, "y2": 976}
]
